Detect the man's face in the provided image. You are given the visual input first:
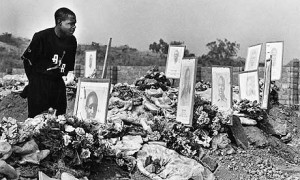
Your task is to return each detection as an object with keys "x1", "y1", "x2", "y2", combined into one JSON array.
[
  {"x1": 174, "y1": 50, "x2": 179, "y2": 62},
  {"x1": 184, "y1": 68, "x2": 190, "y2": 84},
  {"x1": 89, "y1": 55, "x2": 93, "y2": 68},
  {"x1": 218, "y1": 77, "x2": 225, "y2": 96},
  {"x1": 85, "y1": 96, "x2": 97, "y2": 119},
  {"x1": 60, "y1": 15, "x2": 76, "y2": 36}
]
